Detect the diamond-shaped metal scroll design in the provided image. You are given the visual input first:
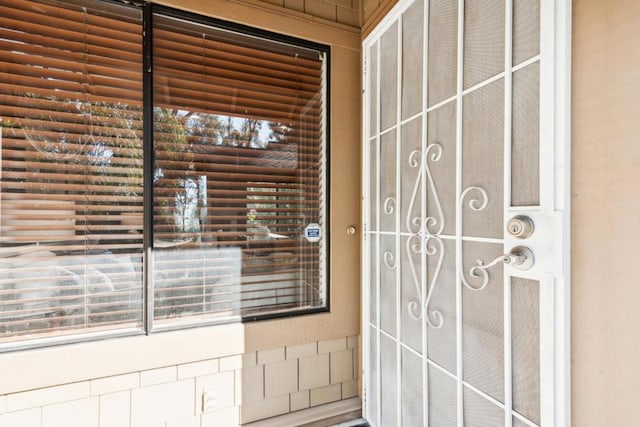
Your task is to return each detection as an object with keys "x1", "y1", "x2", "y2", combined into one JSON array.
[{"x1": 405, "y1": 144, "x2": 445, "y2": 329}]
